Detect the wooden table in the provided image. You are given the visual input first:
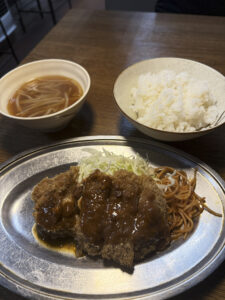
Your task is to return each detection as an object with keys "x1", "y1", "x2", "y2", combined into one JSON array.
[{"x1": 0, "y1": 8, "x2": 225, "y2": 300}]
